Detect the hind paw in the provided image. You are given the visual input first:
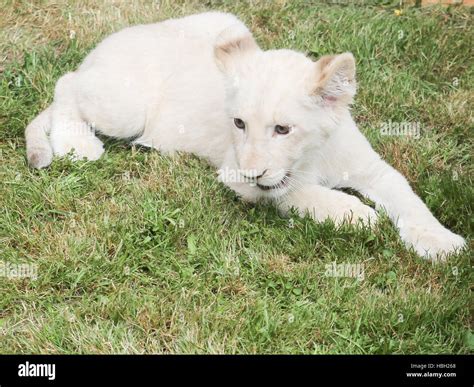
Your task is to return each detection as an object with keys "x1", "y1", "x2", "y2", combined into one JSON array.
[{"x1": 52, "y1": 134, "x2": 104, "y2": 161}]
